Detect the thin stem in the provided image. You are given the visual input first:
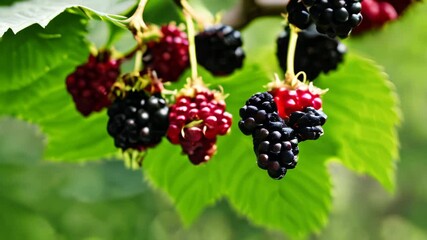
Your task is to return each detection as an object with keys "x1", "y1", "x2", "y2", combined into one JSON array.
[
  {"x1": 286, "y1": 24, "x2": 299, "y2": 78},
  {"x1": 131, "y1": 0, "x2": 149, "y2": 29},
  {"x1": 180, "y1": 0, "x2": 210, "y2": 27},
  {"x1": 134, "y1": 50, "x2": 143, "y2": 72},
  {"x1": 184, "y1": 10, "x2": 198, "y2": 83}
]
